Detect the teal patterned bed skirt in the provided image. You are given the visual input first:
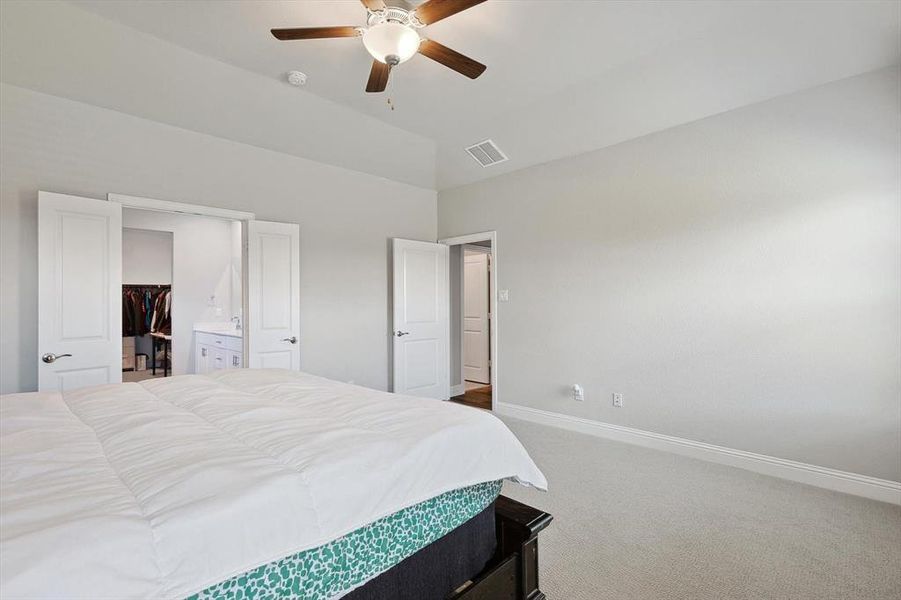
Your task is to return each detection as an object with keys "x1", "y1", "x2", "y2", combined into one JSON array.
[{"x1": 186, "y1": 480, "x2": 503, "y2": 600}]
